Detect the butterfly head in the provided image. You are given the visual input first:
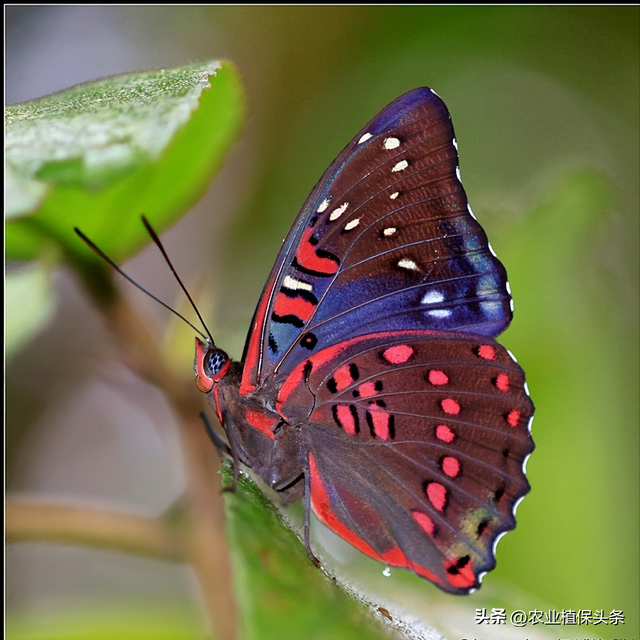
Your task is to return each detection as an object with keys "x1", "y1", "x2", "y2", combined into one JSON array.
[{"x1": 194, "y1": 337, "x2": 231, "y2": 392}]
